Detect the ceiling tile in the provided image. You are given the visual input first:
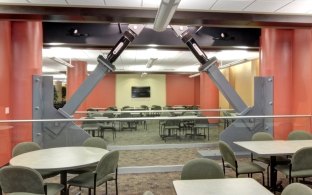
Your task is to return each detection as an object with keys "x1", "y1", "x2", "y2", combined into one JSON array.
[
  {"x1": 211, "y1": 0, "x2": 254, "y2": 11},
  {"x1": 244, "y1": 0, "x2": 293, "y2": 13},
  {"x1": 66, "y1": 0, "x2": 105, "y2": 6},
  {"x1": 28, "y1": 0, "x2": 67, "y2": 5},
  {"x1": 178, "y1": 0, "x2": 216, "y2": 11},
  {"x1": 105, "y1": 0, "x2": 141, "y2": 8},
  {"x1": 0, "y1": 0, "x2": 28, "y2": 3},
  {"x1": 276, "y1": 0, "x2": 312, "y2": 14}
]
